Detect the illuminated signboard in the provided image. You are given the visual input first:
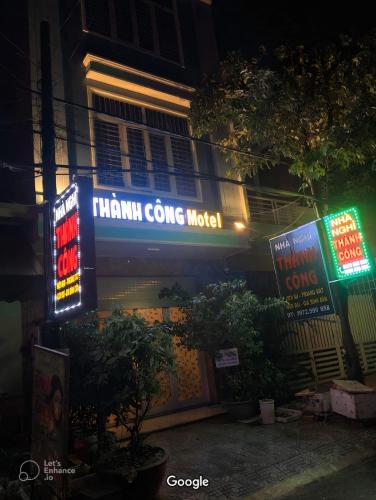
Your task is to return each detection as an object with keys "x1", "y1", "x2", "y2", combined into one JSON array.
[
  {"x1": 52, "y1": 178, "x2": 97, "y2": 318},
  {"x1": 270, "y1": 221, "x2": 335, "y2": 320},
  {"x1": 92, "y1": 193, "x2": 223, "y2": 229},
  {"x1": 323, "y1": 207, "x2": 373, "y2": 279}
]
